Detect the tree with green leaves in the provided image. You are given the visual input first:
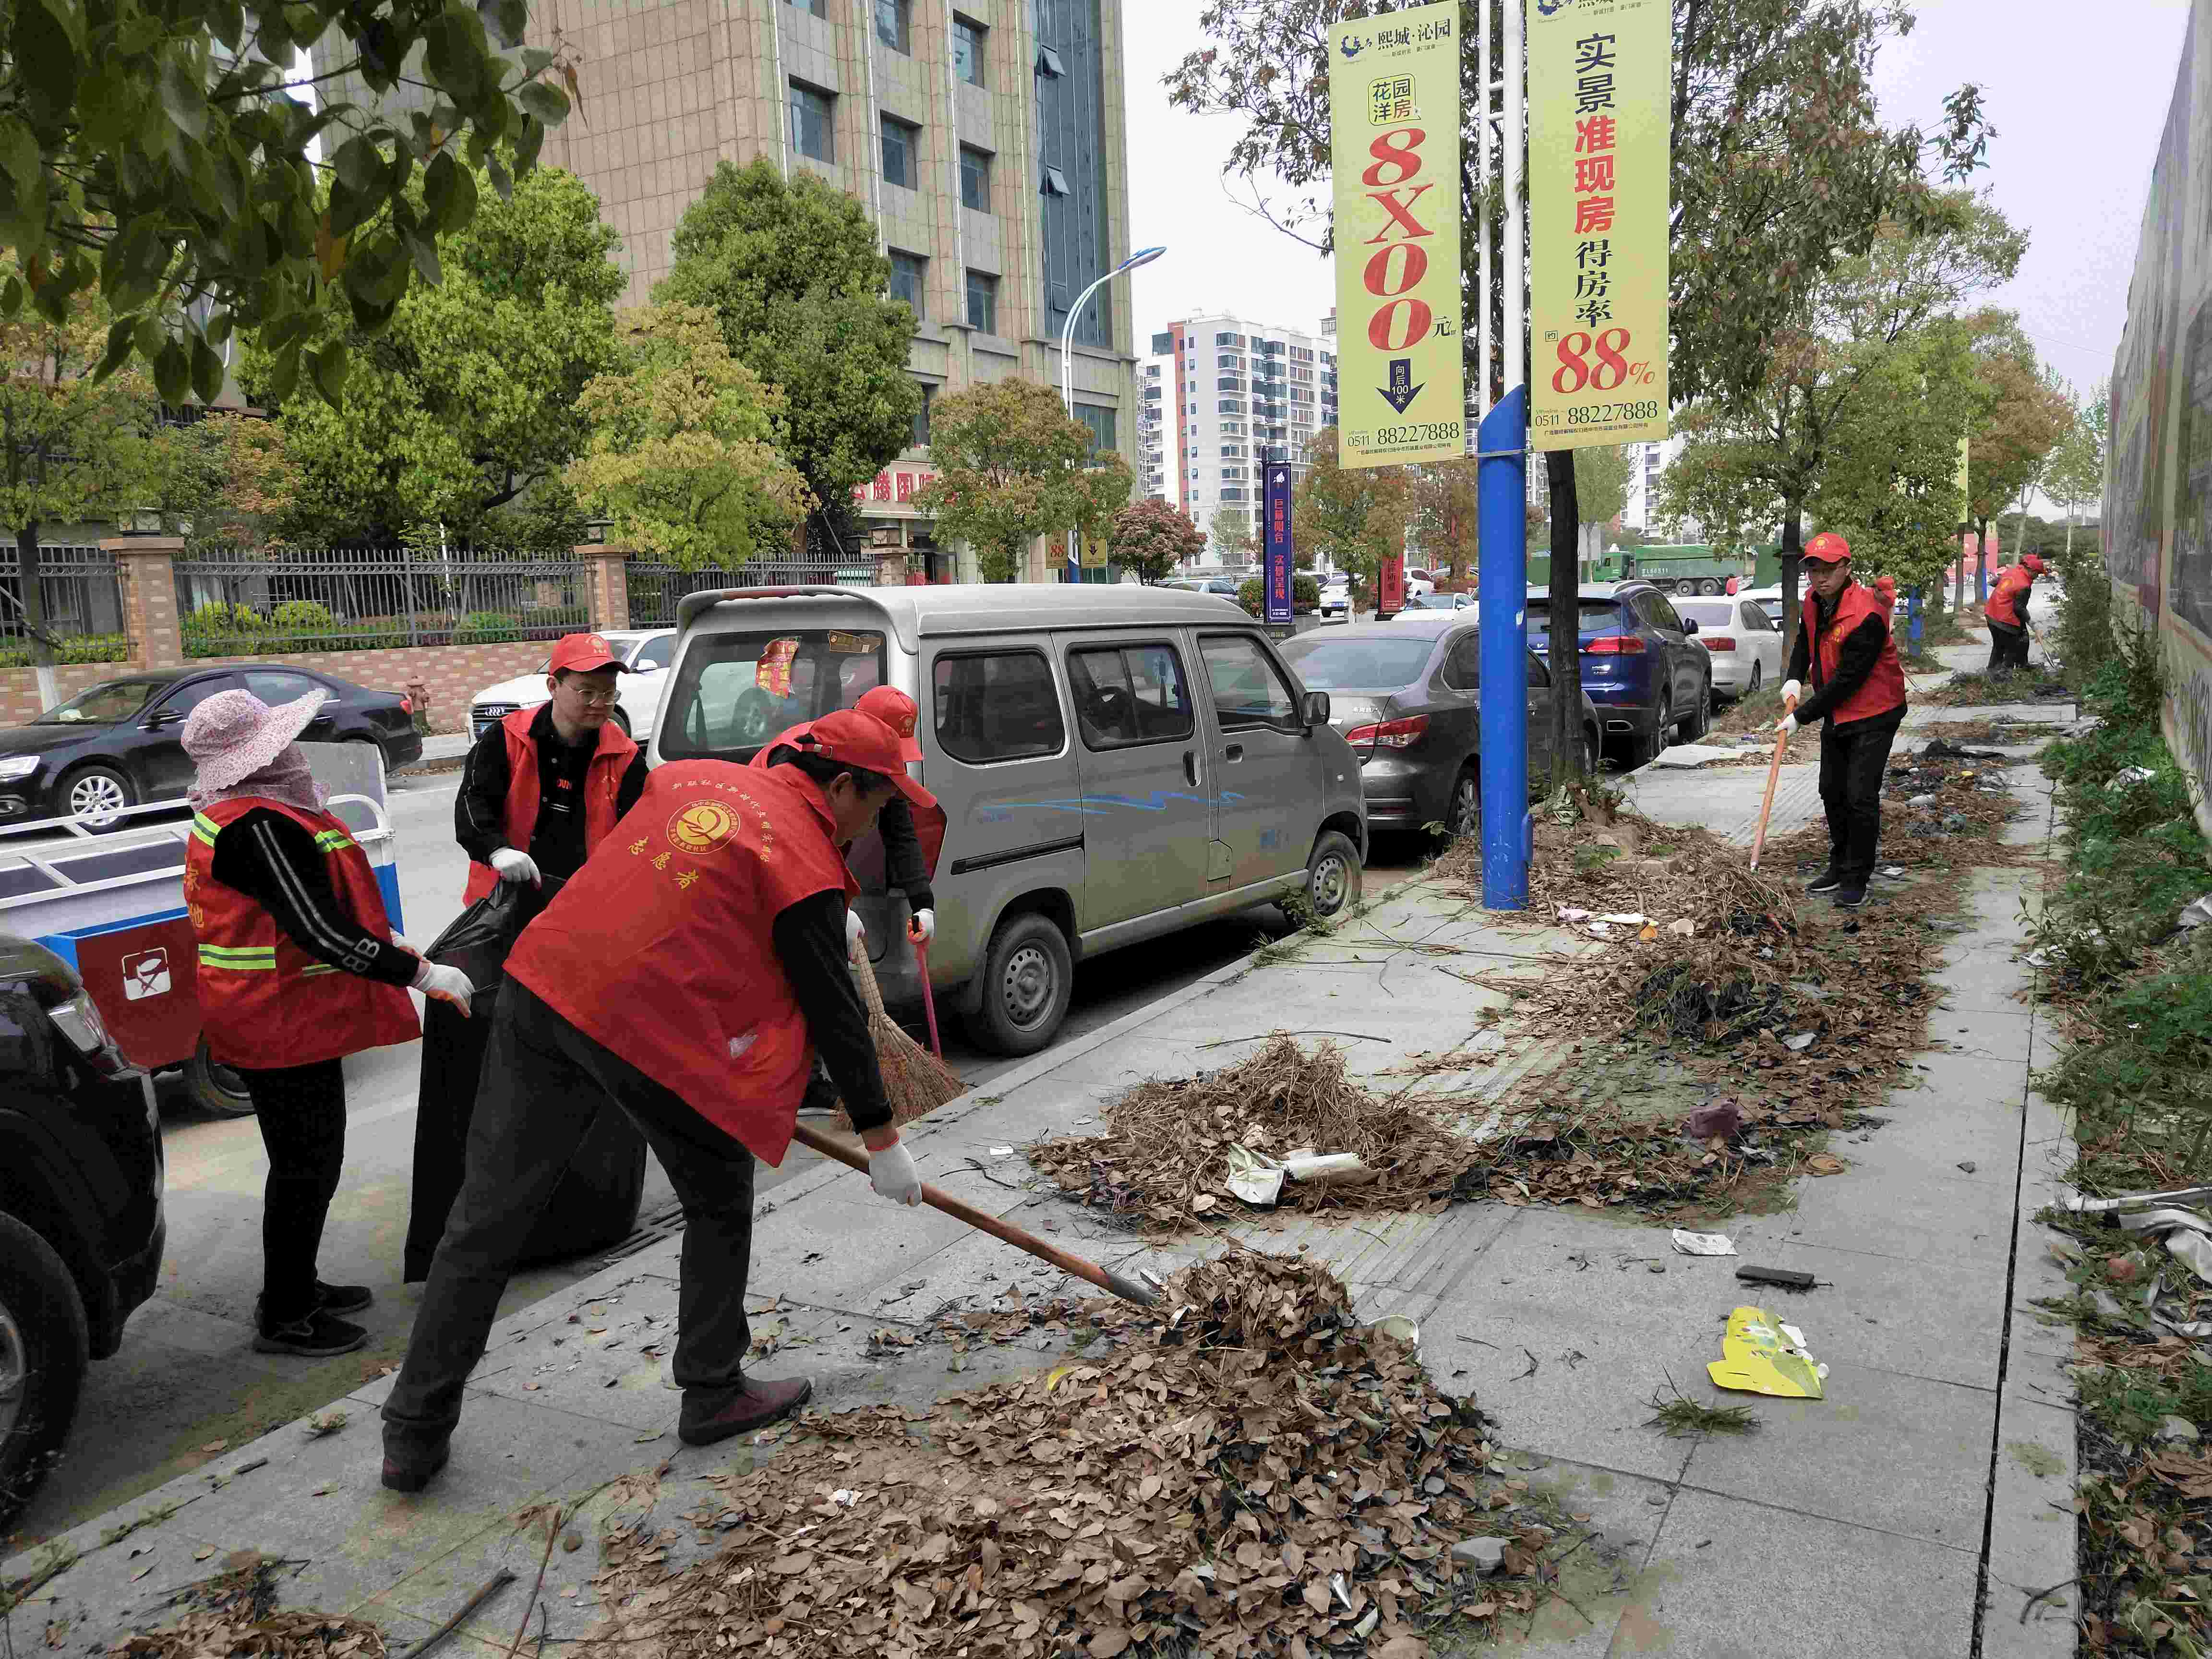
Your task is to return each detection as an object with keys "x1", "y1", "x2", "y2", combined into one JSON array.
[
  {"x1": 2046, "y1": 385, "x2": 2108, "y2": 559},
  {"x1": 251, "y1": 160, "x2": 625, "y2": 543},
  {"x1": 1209, "y1": 506, "x2": 1259, "y2": 565},
  {"x1": 566, "y1": 304, "x2": 810, "y2": 571},
  {"x1": 1406, "y1": 458, "x2": 1479, "y2": 584},
  {"x1": 913, "y1": 380, "x2": 1131, "y2": 583},
  {"x1": 659, "y1": 159, "x2": 921, "y2": 563},
  {"x1": 1960, "y1": 314, "x2": 2073, "y2": 597},
  {"x1": 1575, "y1": 446, "x2": 1634, "y2": 531},
  {"x1": 159, "y1": 410, "x2": 299, "y2": 548},
  {"x1": 1294, "y1": 427, "x2": 1407, "y2": 587},
  {"x1": 0, "y1": 0, "x2": 576, "y2": 403},
  {"x1": 0, "y1": 269, "x2": 163, "y2": 701},
  {"x1": 1111, "y1": 497, "x2": 1207, "y2": 584}
]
